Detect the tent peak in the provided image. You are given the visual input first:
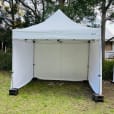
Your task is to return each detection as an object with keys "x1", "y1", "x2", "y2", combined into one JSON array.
[
  {"x1": 45, "y1": 9, "x2": 69, "y2": 23},
  {"x1": 55, "y1": 9, "x2": 64, "y2": 14}
]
